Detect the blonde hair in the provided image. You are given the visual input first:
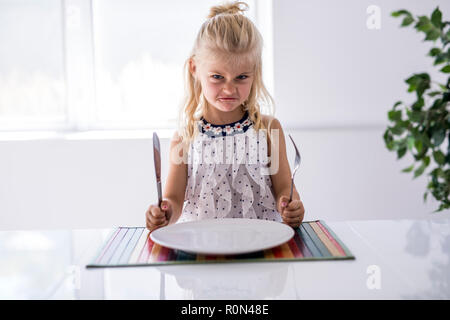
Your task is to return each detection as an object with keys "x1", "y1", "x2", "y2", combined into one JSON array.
[{"x1": 177, "y1": 1, "x2": 275, "y2": 143}]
